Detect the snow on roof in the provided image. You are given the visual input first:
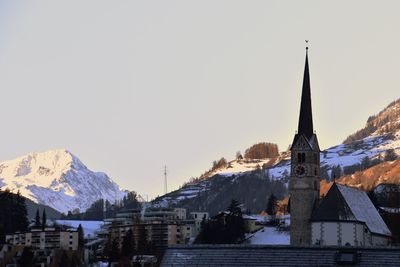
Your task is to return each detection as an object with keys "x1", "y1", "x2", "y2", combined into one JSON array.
[
  {"x1": 336, "y1": 184, "x2": 391, "y2": 236},
  {"x1": 242, "y1": 215, "x2": 257, "y2": 220},
  {"x1": 246, "y1": 226, "x2": 289, "y2": 245}
]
